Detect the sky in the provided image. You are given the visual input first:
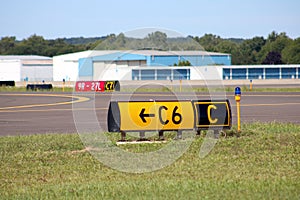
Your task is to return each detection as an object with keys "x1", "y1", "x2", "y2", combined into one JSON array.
[{"x1": 1, "y1": 0, "x2": 299, "y2": 40}]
